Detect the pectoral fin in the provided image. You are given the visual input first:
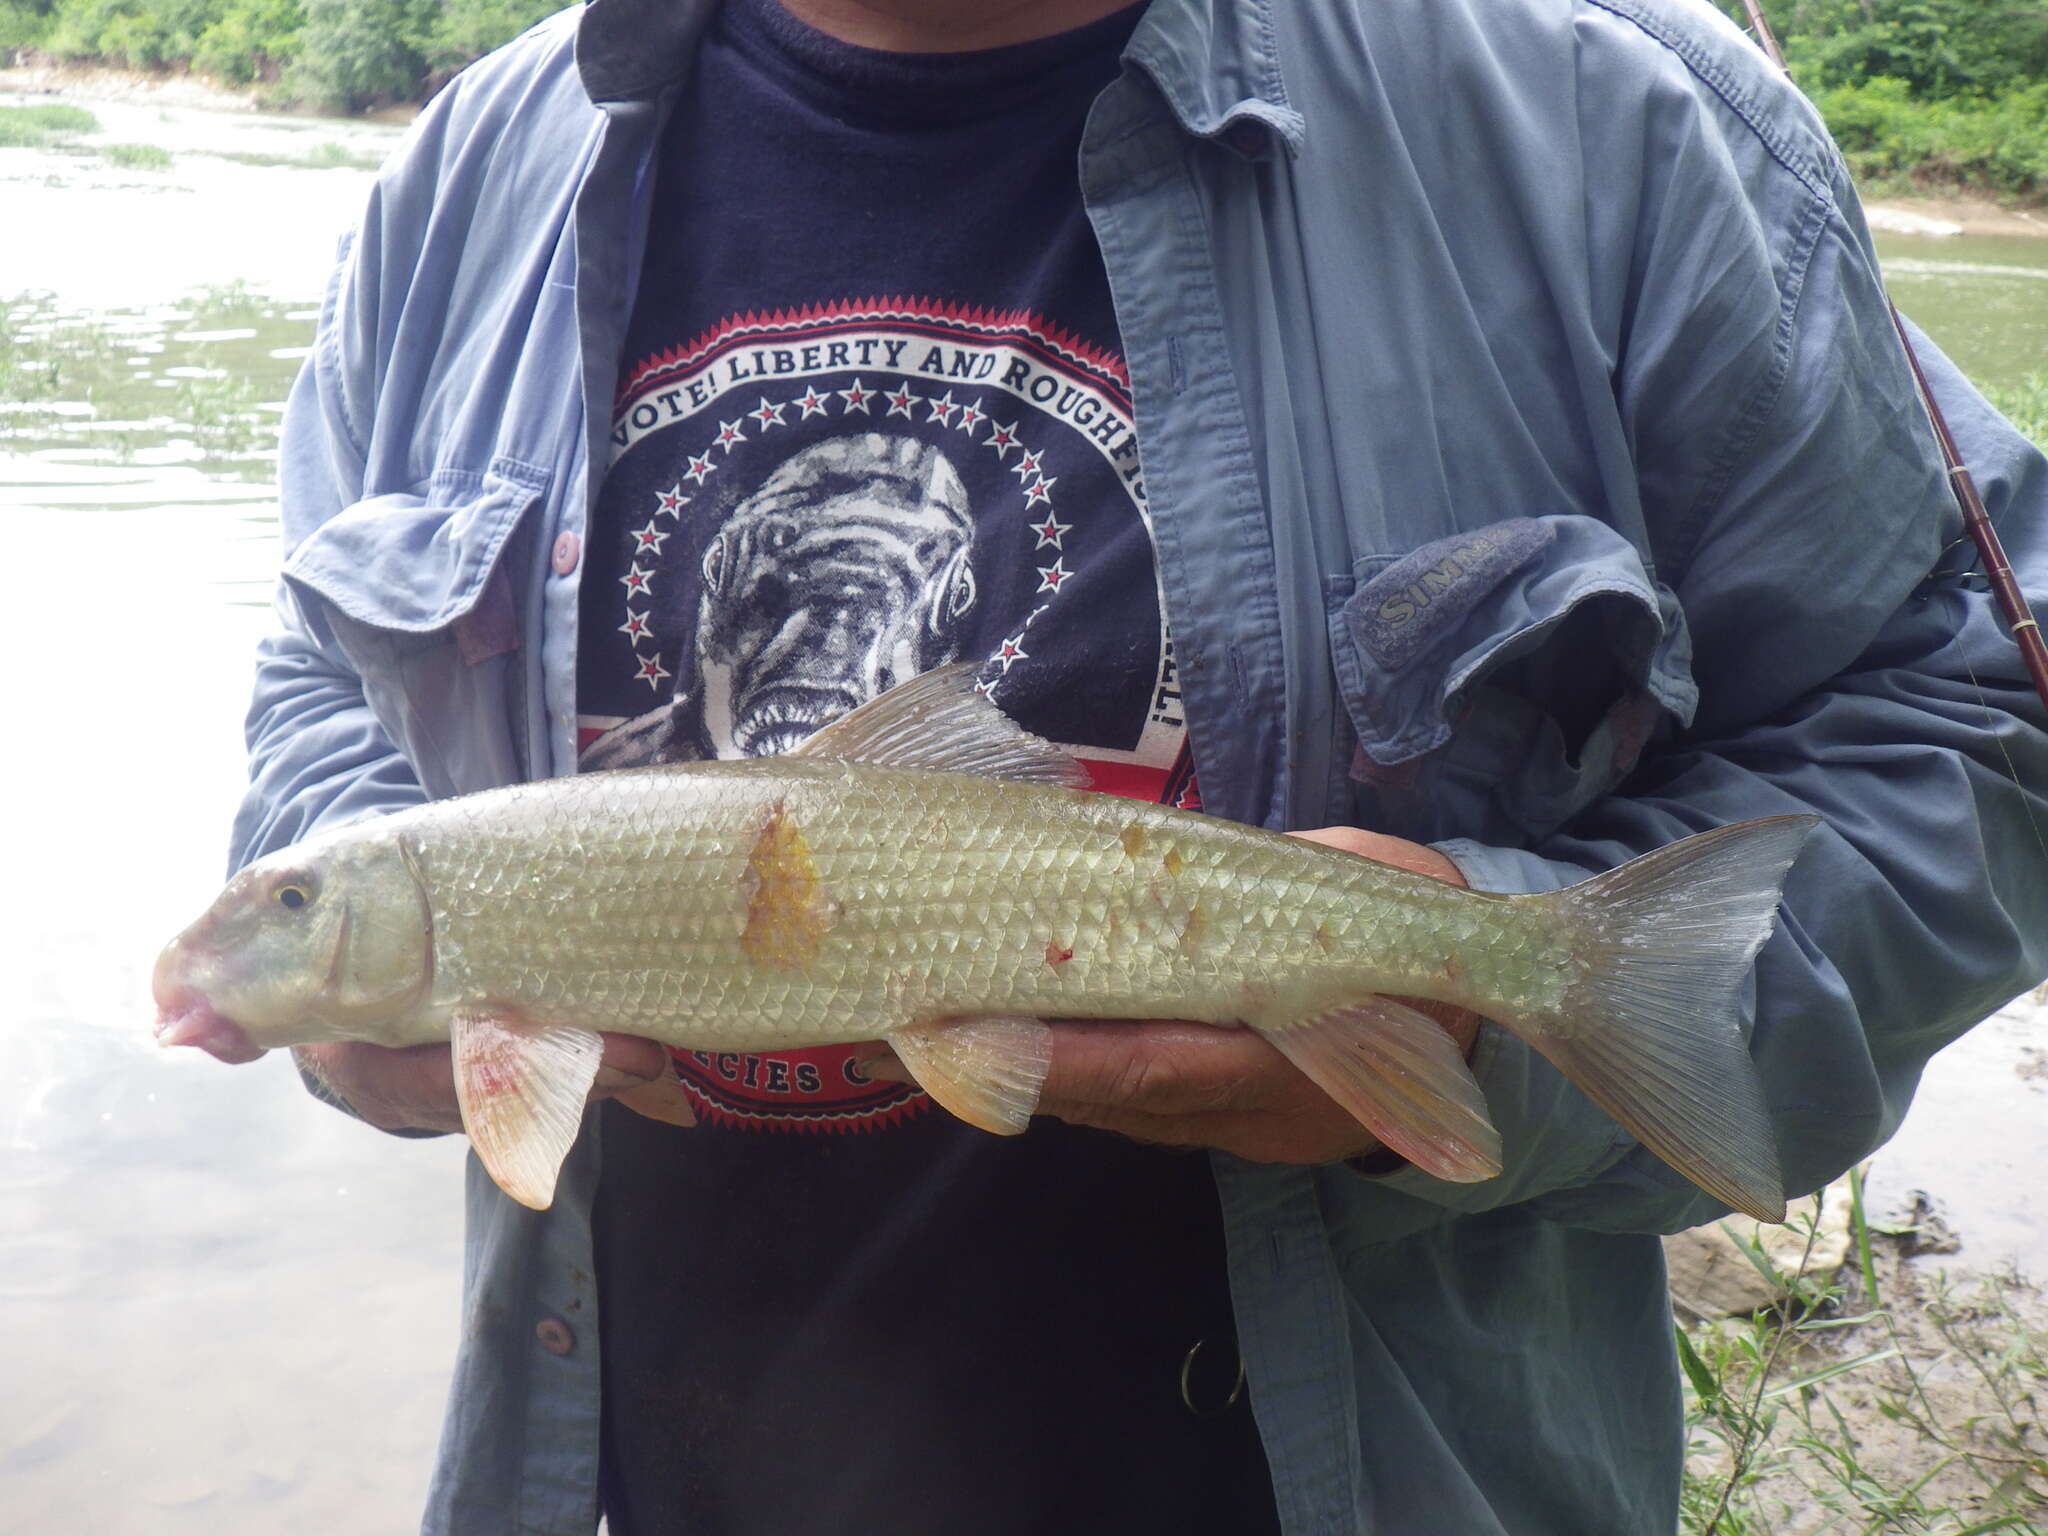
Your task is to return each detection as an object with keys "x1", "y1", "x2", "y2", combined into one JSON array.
[
  {"x1": 1260, "y1": 996, "x2": 1502, "y2": 1183},
  {"x1": 888, "y1": 1015, "x2": 1055, "y2": 1135},
  {"x1": 451, "y1": 1009, "x2": 604, "y2": 1210}
]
